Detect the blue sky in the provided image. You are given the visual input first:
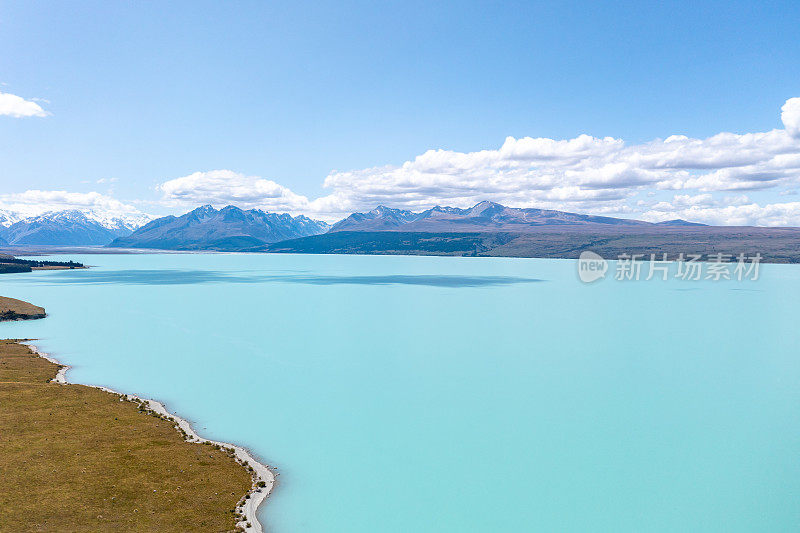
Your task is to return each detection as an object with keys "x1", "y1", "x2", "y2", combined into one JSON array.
[{"x1": 1, "y1": 0, "x2": 799, "y2": 224}]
